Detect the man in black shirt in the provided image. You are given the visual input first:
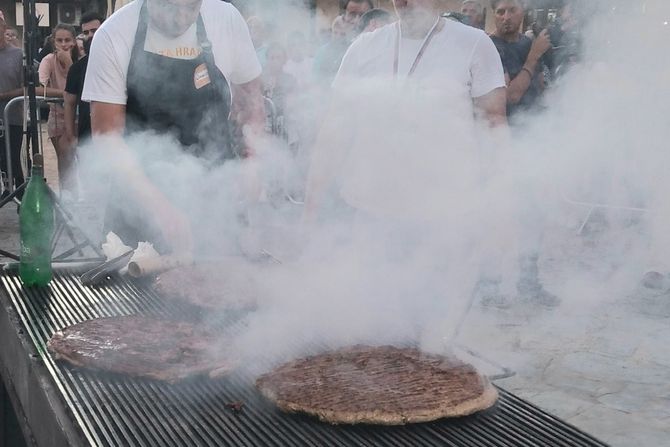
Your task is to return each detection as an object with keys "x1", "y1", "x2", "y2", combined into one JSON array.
[
  {"x1": 480, "y1": 0, "x2": 560, "y2": 308},
  {"x1": 62, "y1": 12, "x2": 103, "y2": 155},
  {"x1": 489, "y1": 0, "x2": 552, "y2": 120}
]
